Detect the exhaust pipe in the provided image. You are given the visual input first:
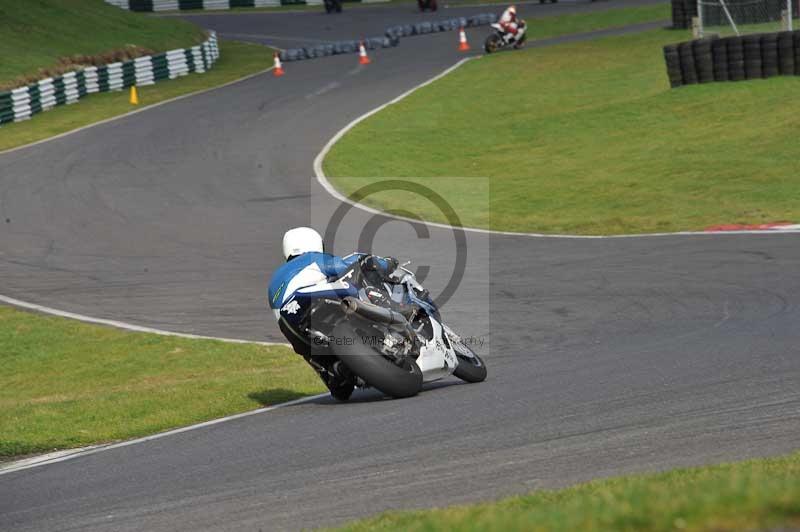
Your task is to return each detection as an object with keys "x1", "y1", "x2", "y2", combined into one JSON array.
[{"x1": 341, "y1": 297, "x2": 407, "y2": 325}]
